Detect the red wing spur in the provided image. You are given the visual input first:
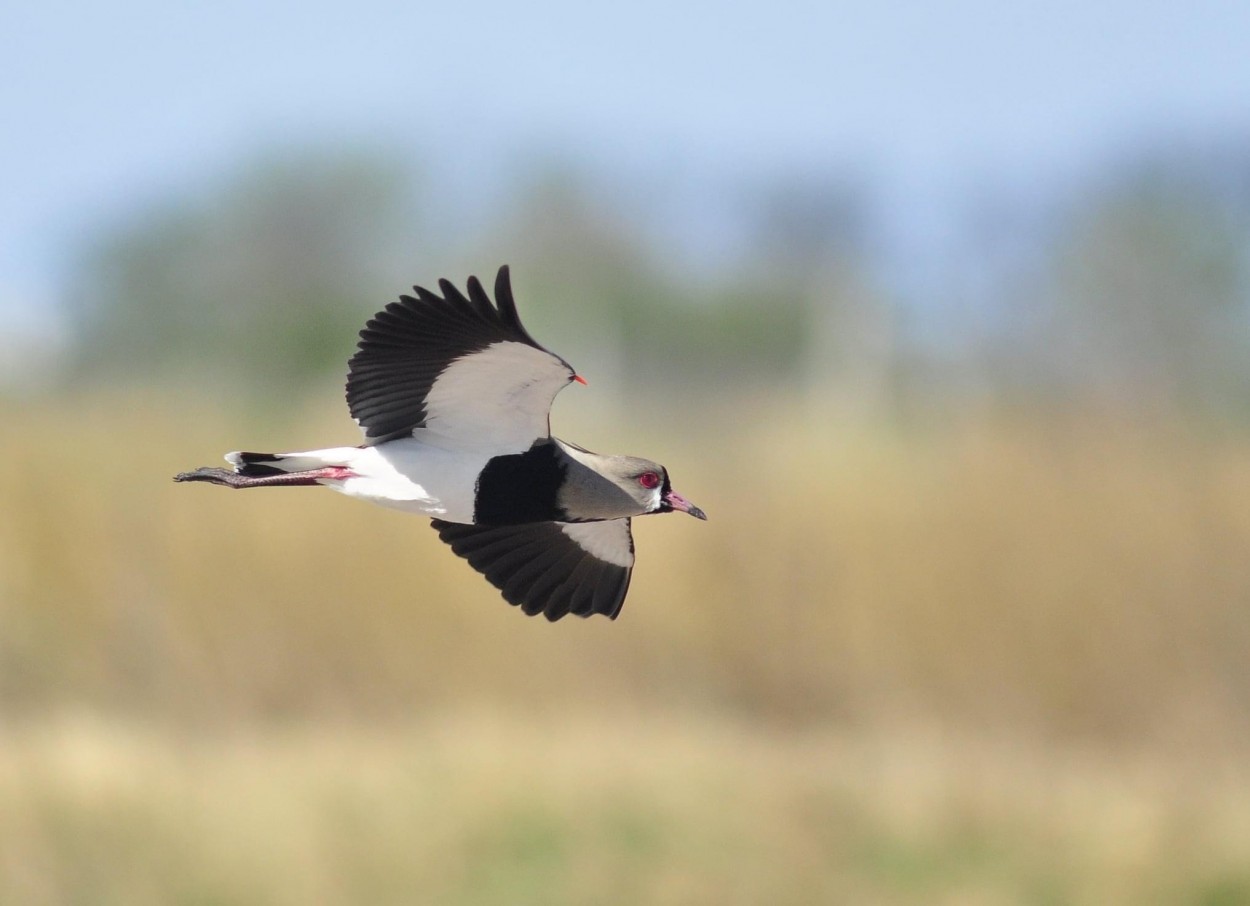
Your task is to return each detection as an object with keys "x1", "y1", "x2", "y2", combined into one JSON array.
[{"x1": 175, "y1": 266, "x2": 706, "y2": 621}]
